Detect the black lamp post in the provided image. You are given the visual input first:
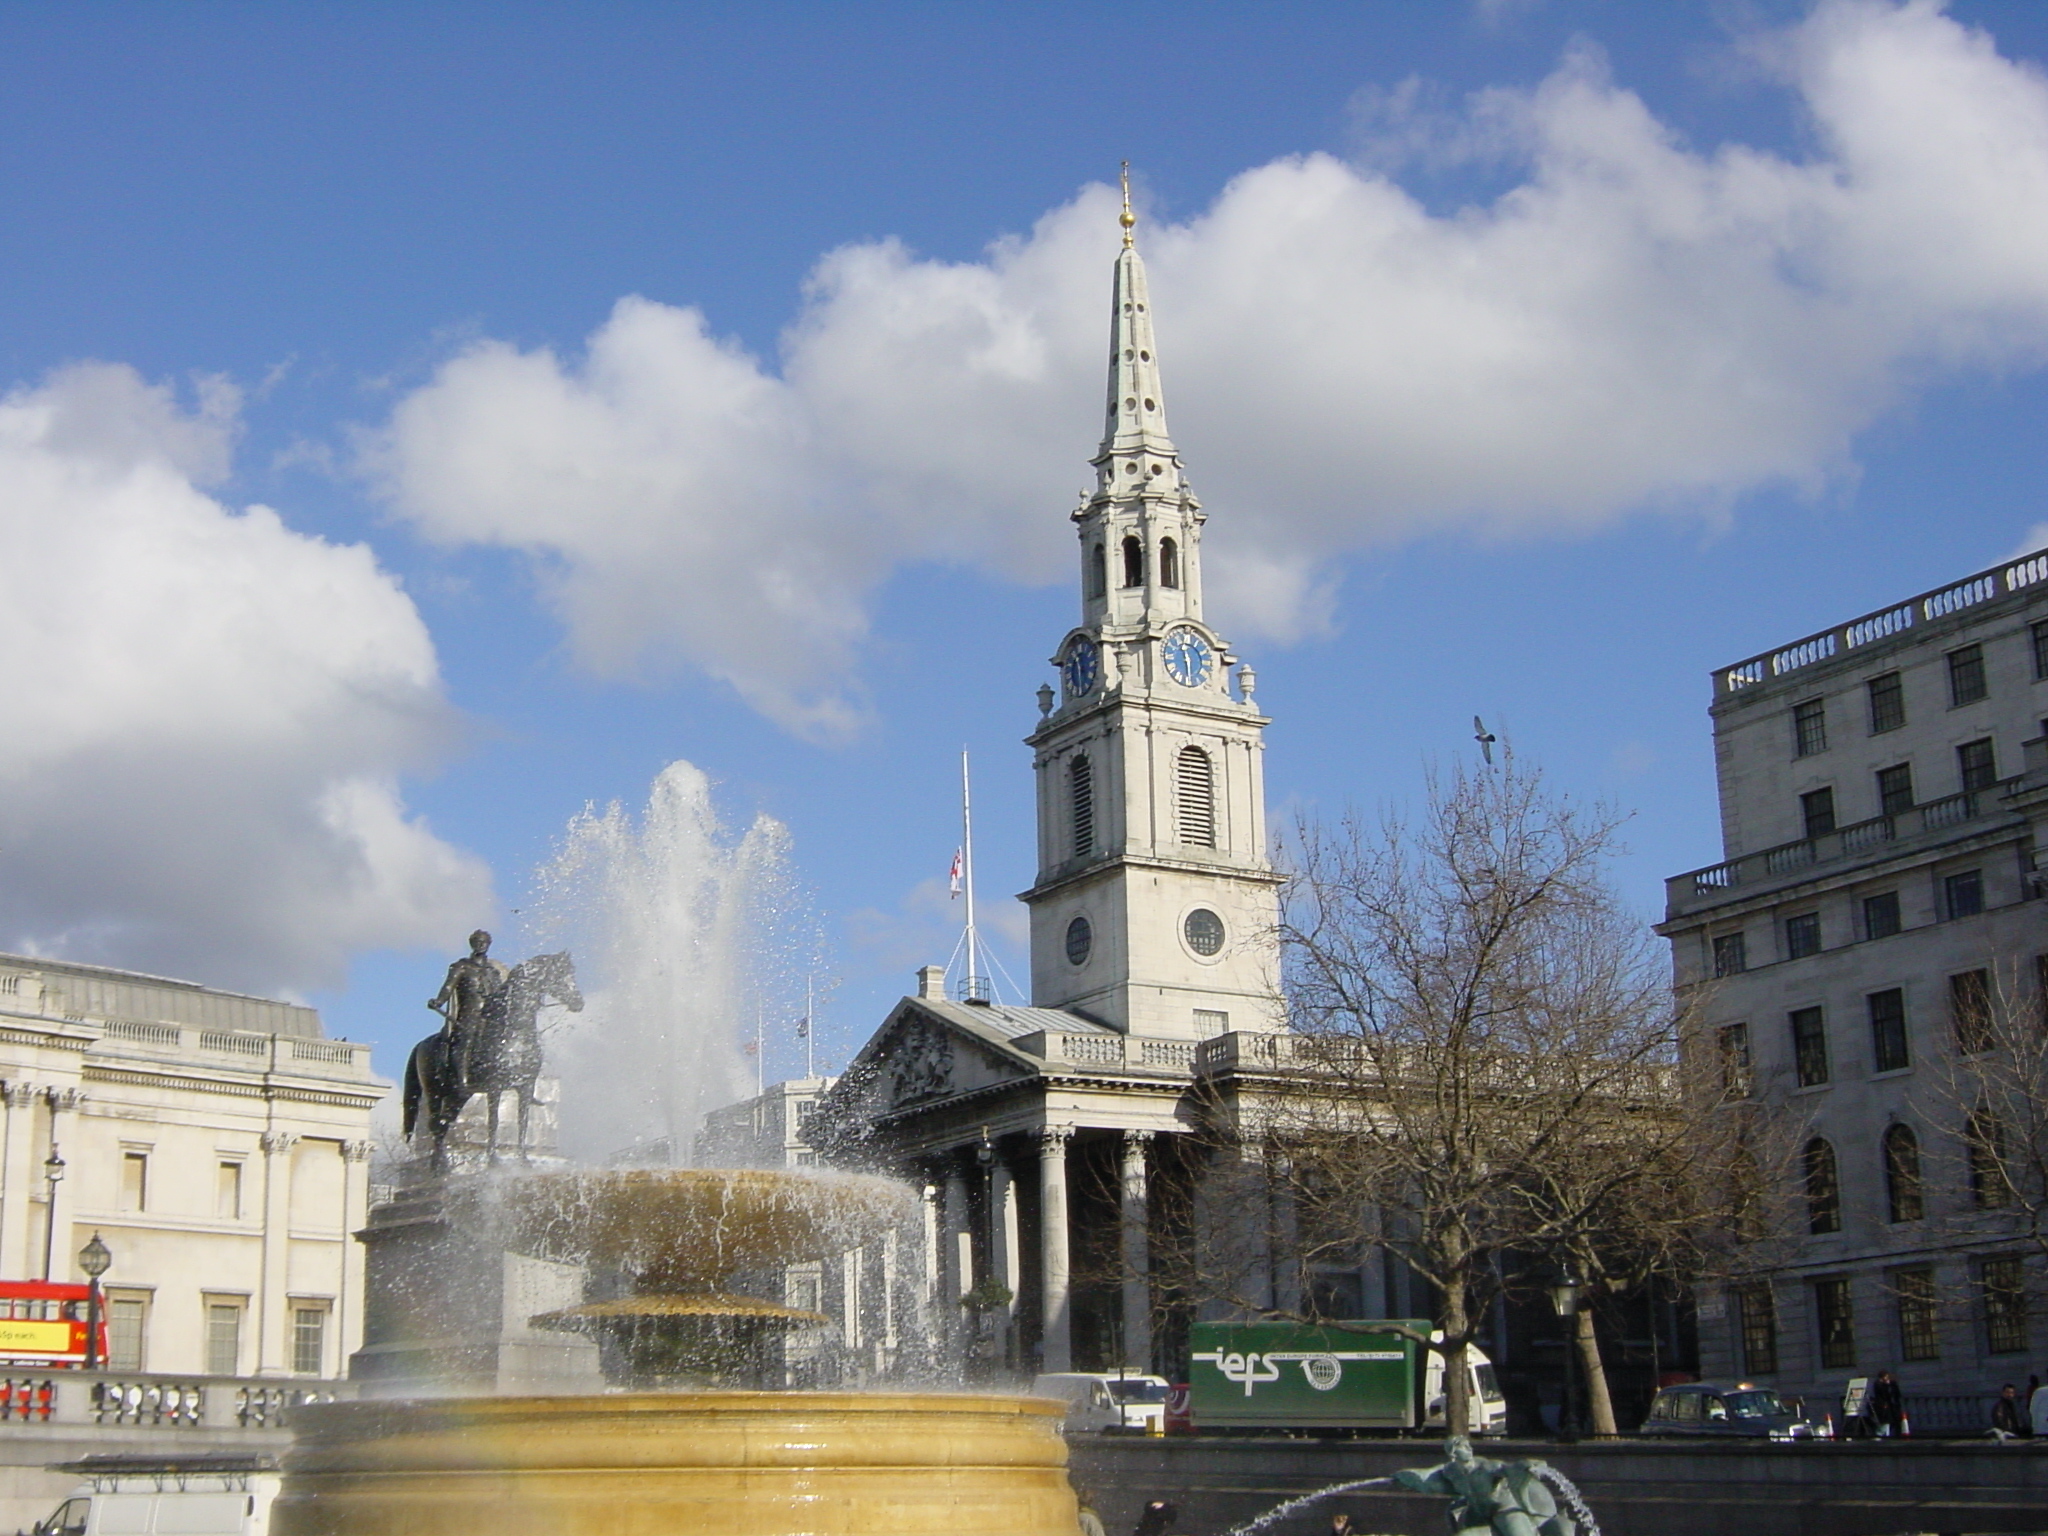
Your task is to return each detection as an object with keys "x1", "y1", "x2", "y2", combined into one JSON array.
[
  {"x1": 77, "y1": 1232, "x2": 111, "y2": 1371},
  {"x1": 1549, "y1": 1268, "x2": 1582, "y2": 1442},
  {"x1": 40, "y1": 1147, "x2": 64, "y2": 1282}
]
